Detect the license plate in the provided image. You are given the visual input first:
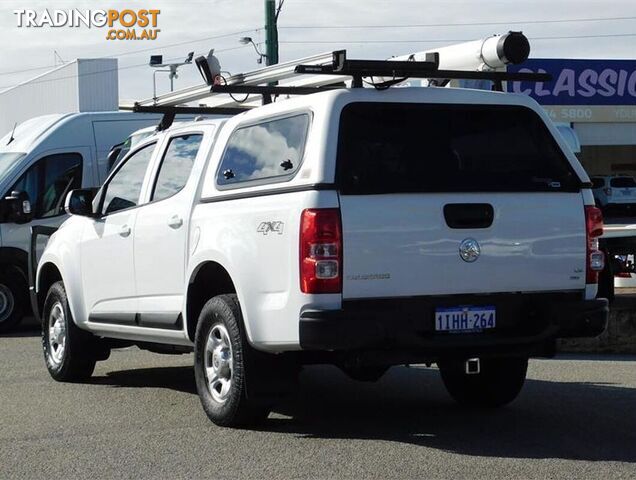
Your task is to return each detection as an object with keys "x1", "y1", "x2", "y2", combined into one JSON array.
[{"x1": 435, "y1": 306, "x2": 496, "y2": 332}]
